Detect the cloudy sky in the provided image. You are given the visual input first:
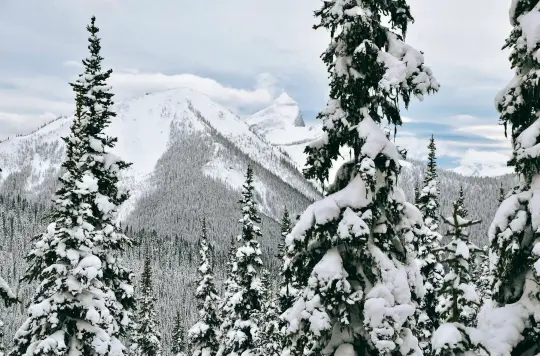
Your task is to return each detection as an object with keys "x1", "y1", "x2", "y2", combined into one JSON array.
[{"x1": 0, "y1": 0, "x2": 514, "y2": 168}]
